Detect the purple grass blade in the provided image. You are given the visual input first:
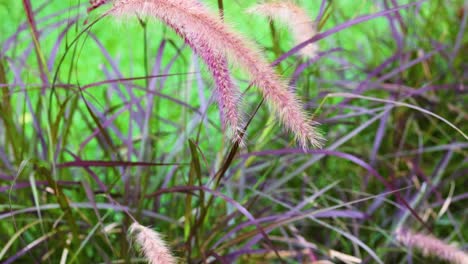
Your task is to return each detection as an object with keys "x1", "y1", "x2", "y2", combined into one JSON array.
[
  {"x1": 82, "y1": 179, "x2": 103, "y2": 223},
  {"x1": 0, "y1": 202, "x2": 178, "y2": 224},
  {"x1": 138, "y1": 39, "x2": 167, "y2": 161},
  {"x1": 191, "y1": 55, "x2": 216, "y2": 141},
  {"x1": 273, "y1": 0, "x2": 427, "y2": 66},
  {"x1": 0, "y1": 173, "x2": 14, "y2": 181},
  {"x1": 146, "y1": 186, "x2": 280, "y2": 256},
  {"x1": 289, "y1": 47, "x2": 342, "y2": 86},
  {"x1": 376, "y1": 47, "x2": 443, "y2": 83},
  {"x1": 370, "y1": 104, "x2": 393, "y2": 166},
  {"x1": 2, "y1": 232, "x2": 55, "y2": 264},
  {"x1": 47, "y1": 19, "x2": 77, "y2": 71},
  {"x1": 427, "y1": 150, "x2": 454, "y2": 197},
  {"x1": 21, "y1": 0, "x2": 49, "y2": 87},
  {"x1": 158, "y1": 44, "x2": 185, "y2": 91},
  {"x1": 268, "y1": 111, "x2": 388, "y2": 190},
  {"x1": 315, "y1": 0, "x2": 327, "y2": 23},
  {"x1": 383, "y1": 0, "x2": 404, "y2": 54},
  {"x1": 79, "y1": 96, "x2": 143, "y2": 151},
  {"x1": 63, "y1": 150, "x2": 109, "y2": 192},
  {"x1": 86, "y1": 100, "x2": 127, "y2": 144},
  {"x1": 383, "y1": 142, "x2": 468, "y2": 158},
  {"x1": 451, "y1": 4, "x2": 467, "y2": 61},
  {"x1": 7, "y1": 61, "x2": 48, "y2": 160},
  {"x1": 338, "y1": 45, "x2": 443, "y2": 108},
  {"x1": 241, "y1": 149, "x2": 428, "y2": 228},
  {"x1": 312, "y1": 209, "x2": 366, "y2": 219},
  {"x1": 56, "y1": 160, "x2": 184, "y2": 168},
  {"x1": 388, "y1": 0, "x2": 406, "y2": 29},
  {"x1": 242, "y1": 149, "x2": 391, "y2": 189},
  {"x1": 88, "y1": 33, "x2": 146, "y2": 120},
  {"x1": 101, "y1": 65, "x2": 144, "y2": 129},
  {"x1": 394, "y1": 149, "x2": 454, "y2": 230},
  {"x1": 79, "y1": 74, "x2": 201, "y2": 114},
  {"x1": 1, "y1": 2, "x2": 50, "y2": 55},
  {"x1": 430, "y1": 192, "x2": 468, "y2": 208},
  {"x1": 0, "y1": 146, "x2": 13, "y2": 170}
]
